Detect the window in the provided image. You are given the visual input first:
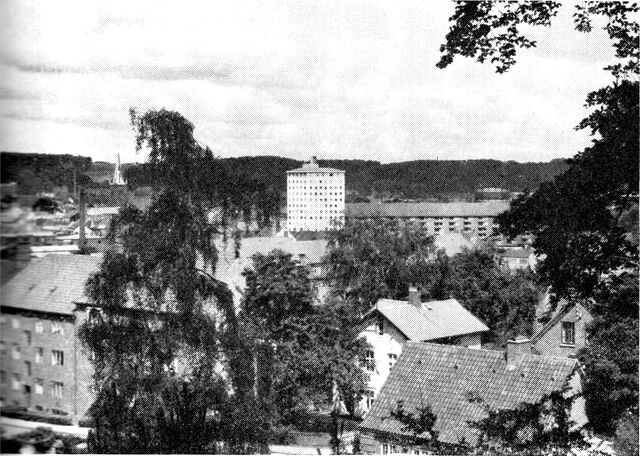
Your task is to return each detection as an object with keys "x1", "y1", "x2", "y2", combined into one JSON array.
[
  {"x1": 12, "y1": 318, "x2": 20, "y2": 329},
  {"x1": 35, "y1": 347, "x2": 44, "y2": 363},
  {"x1": 12, "y1": 374, "x2": 21, "y2": 391},
  {"x1": 377, "y1": 317, "x2": 384, "y2": 335},
  {"x1": 52, "y1": 350, "x2": 64, "y2": 366},
  {"x1": 363, "y1": 390, "x2": 375, "y2": 410},
  {"x1": 51, "y1": 381, "x2": 64, "y2": 398},
  {"x1": 388, "y1": 353, "x2": 398, "y2": 368},
  {"x1": 51, "y1": 322, "x2": 63, "y2": 335},
  {"x1": 35, "y1": 379, "x2": 43, "y2": 395},
  {"x1": 24, "y1": 361, "x2": 31, "y2": 376},
  {"x1": 561, "y1": 322, "x2": 575, "y2": 345},
  {"x1": 12, "y1": 344, "x2": 21, "y2": 360},
  {"x1": 24, "y1": 330, "x2": 32, "y2": 346},
  {"x1": 0, "y1": 371, "x2": 5, "y2": 384},
  {"x1": 381, "y1": 443, "x2": 389, "y2": 455},
  {"x1": 35, "y1": 321, "x2": 44, "y2": 333},
  {"x1": 364, "y1": 350, "x2": 375, "y2": 371}
]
